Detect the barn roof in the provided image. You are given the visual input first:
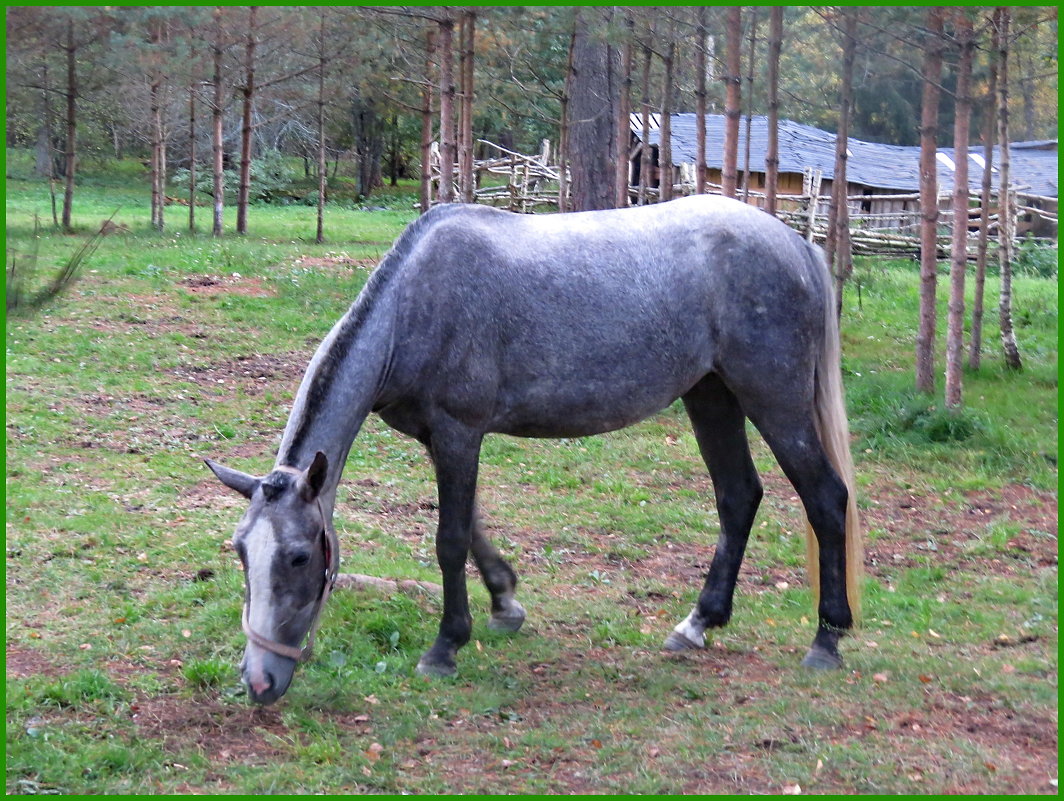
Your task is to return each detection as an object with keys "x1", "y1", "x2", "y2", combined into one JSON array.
[{"x1": 634, "y1": 113, "x2": 1058, "y2": 198}]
